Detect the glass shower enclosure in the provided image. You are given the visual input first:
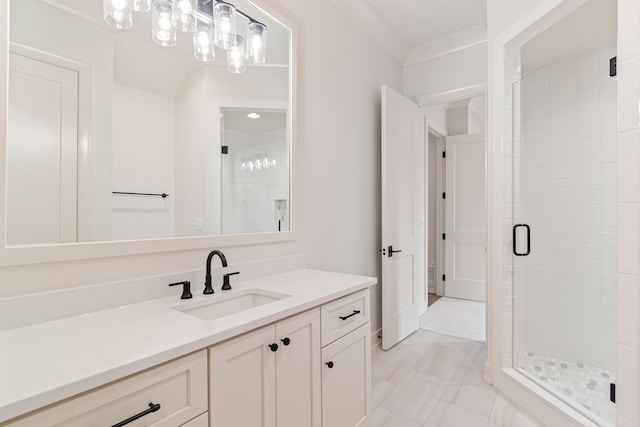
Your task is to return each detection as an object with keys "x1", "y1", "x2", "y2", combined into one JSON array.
[{"x1": 510, "y1": 34, "x2": 617, "y2": 426}]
